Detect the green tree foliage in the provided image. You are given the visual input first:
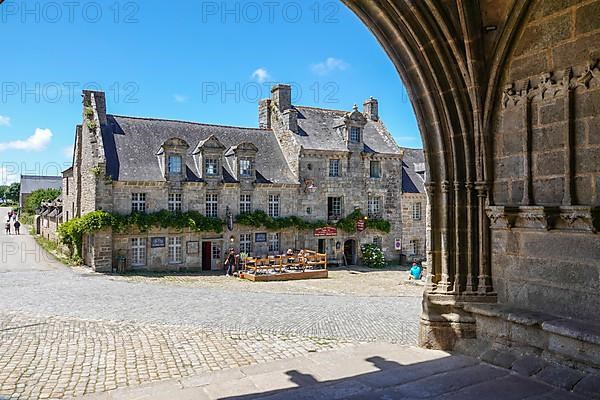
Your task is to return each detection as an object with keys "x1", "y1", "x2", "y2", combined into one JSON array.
[
  {"x1": 24, "y1": 188, "x2": 61, "y2": 215},
  {"x1": 361, "y1": 243, "x2": 386, "y2": 268},
  {"x1": 5, "y1": 183, "x2": 20, "y2": 203}
]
